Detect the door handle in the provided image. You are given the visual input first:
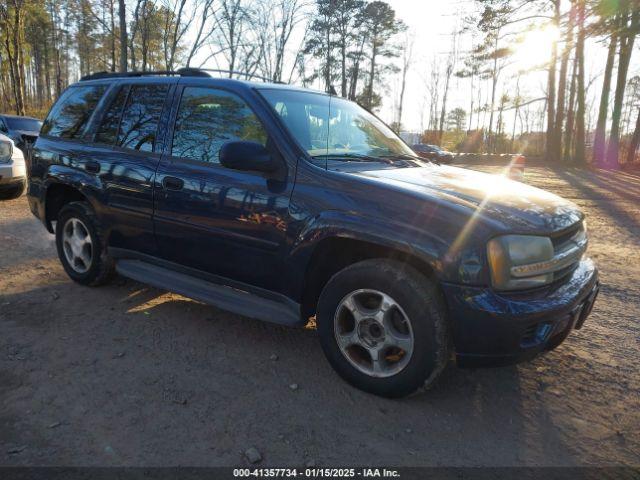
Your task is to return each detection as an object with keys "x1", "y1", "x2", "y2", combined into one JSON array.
[
  {"x1": 85, "y1": 160, "x2": 100, "y2": 174},
  {"x1": 162, "y1": 176, "x2": 184, "y2": 191}
]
